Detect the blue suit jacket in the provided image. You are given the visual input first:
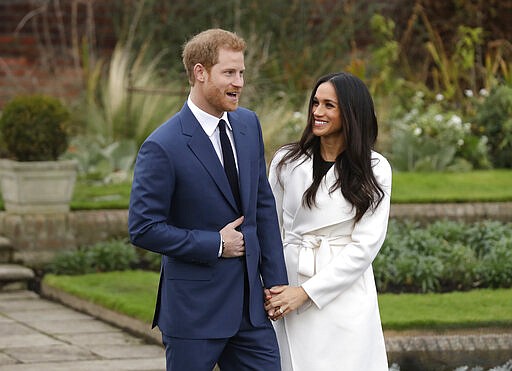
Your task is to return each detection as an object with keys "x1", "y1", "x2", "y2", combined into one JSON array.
[{"x1": 128, "y1": 103, "x2": 288, "y2": 339}]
